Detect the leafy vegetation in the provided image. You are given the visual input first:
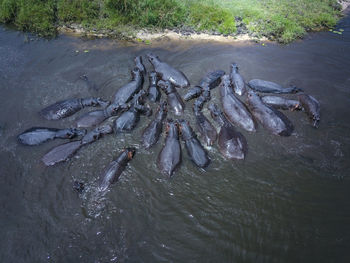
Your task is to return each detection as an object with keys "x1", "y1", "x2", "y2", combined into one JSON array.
[{"x1": 0, "y1": 0, "x2": 343, "y2": 42}]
